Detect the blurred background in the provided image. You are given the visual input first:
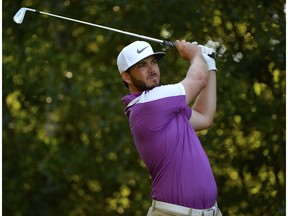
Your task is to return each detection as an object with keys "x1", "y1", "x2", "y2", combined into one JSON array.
[{"x1": 3, "y1": 0, "x2": 286, "y2": 215}]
